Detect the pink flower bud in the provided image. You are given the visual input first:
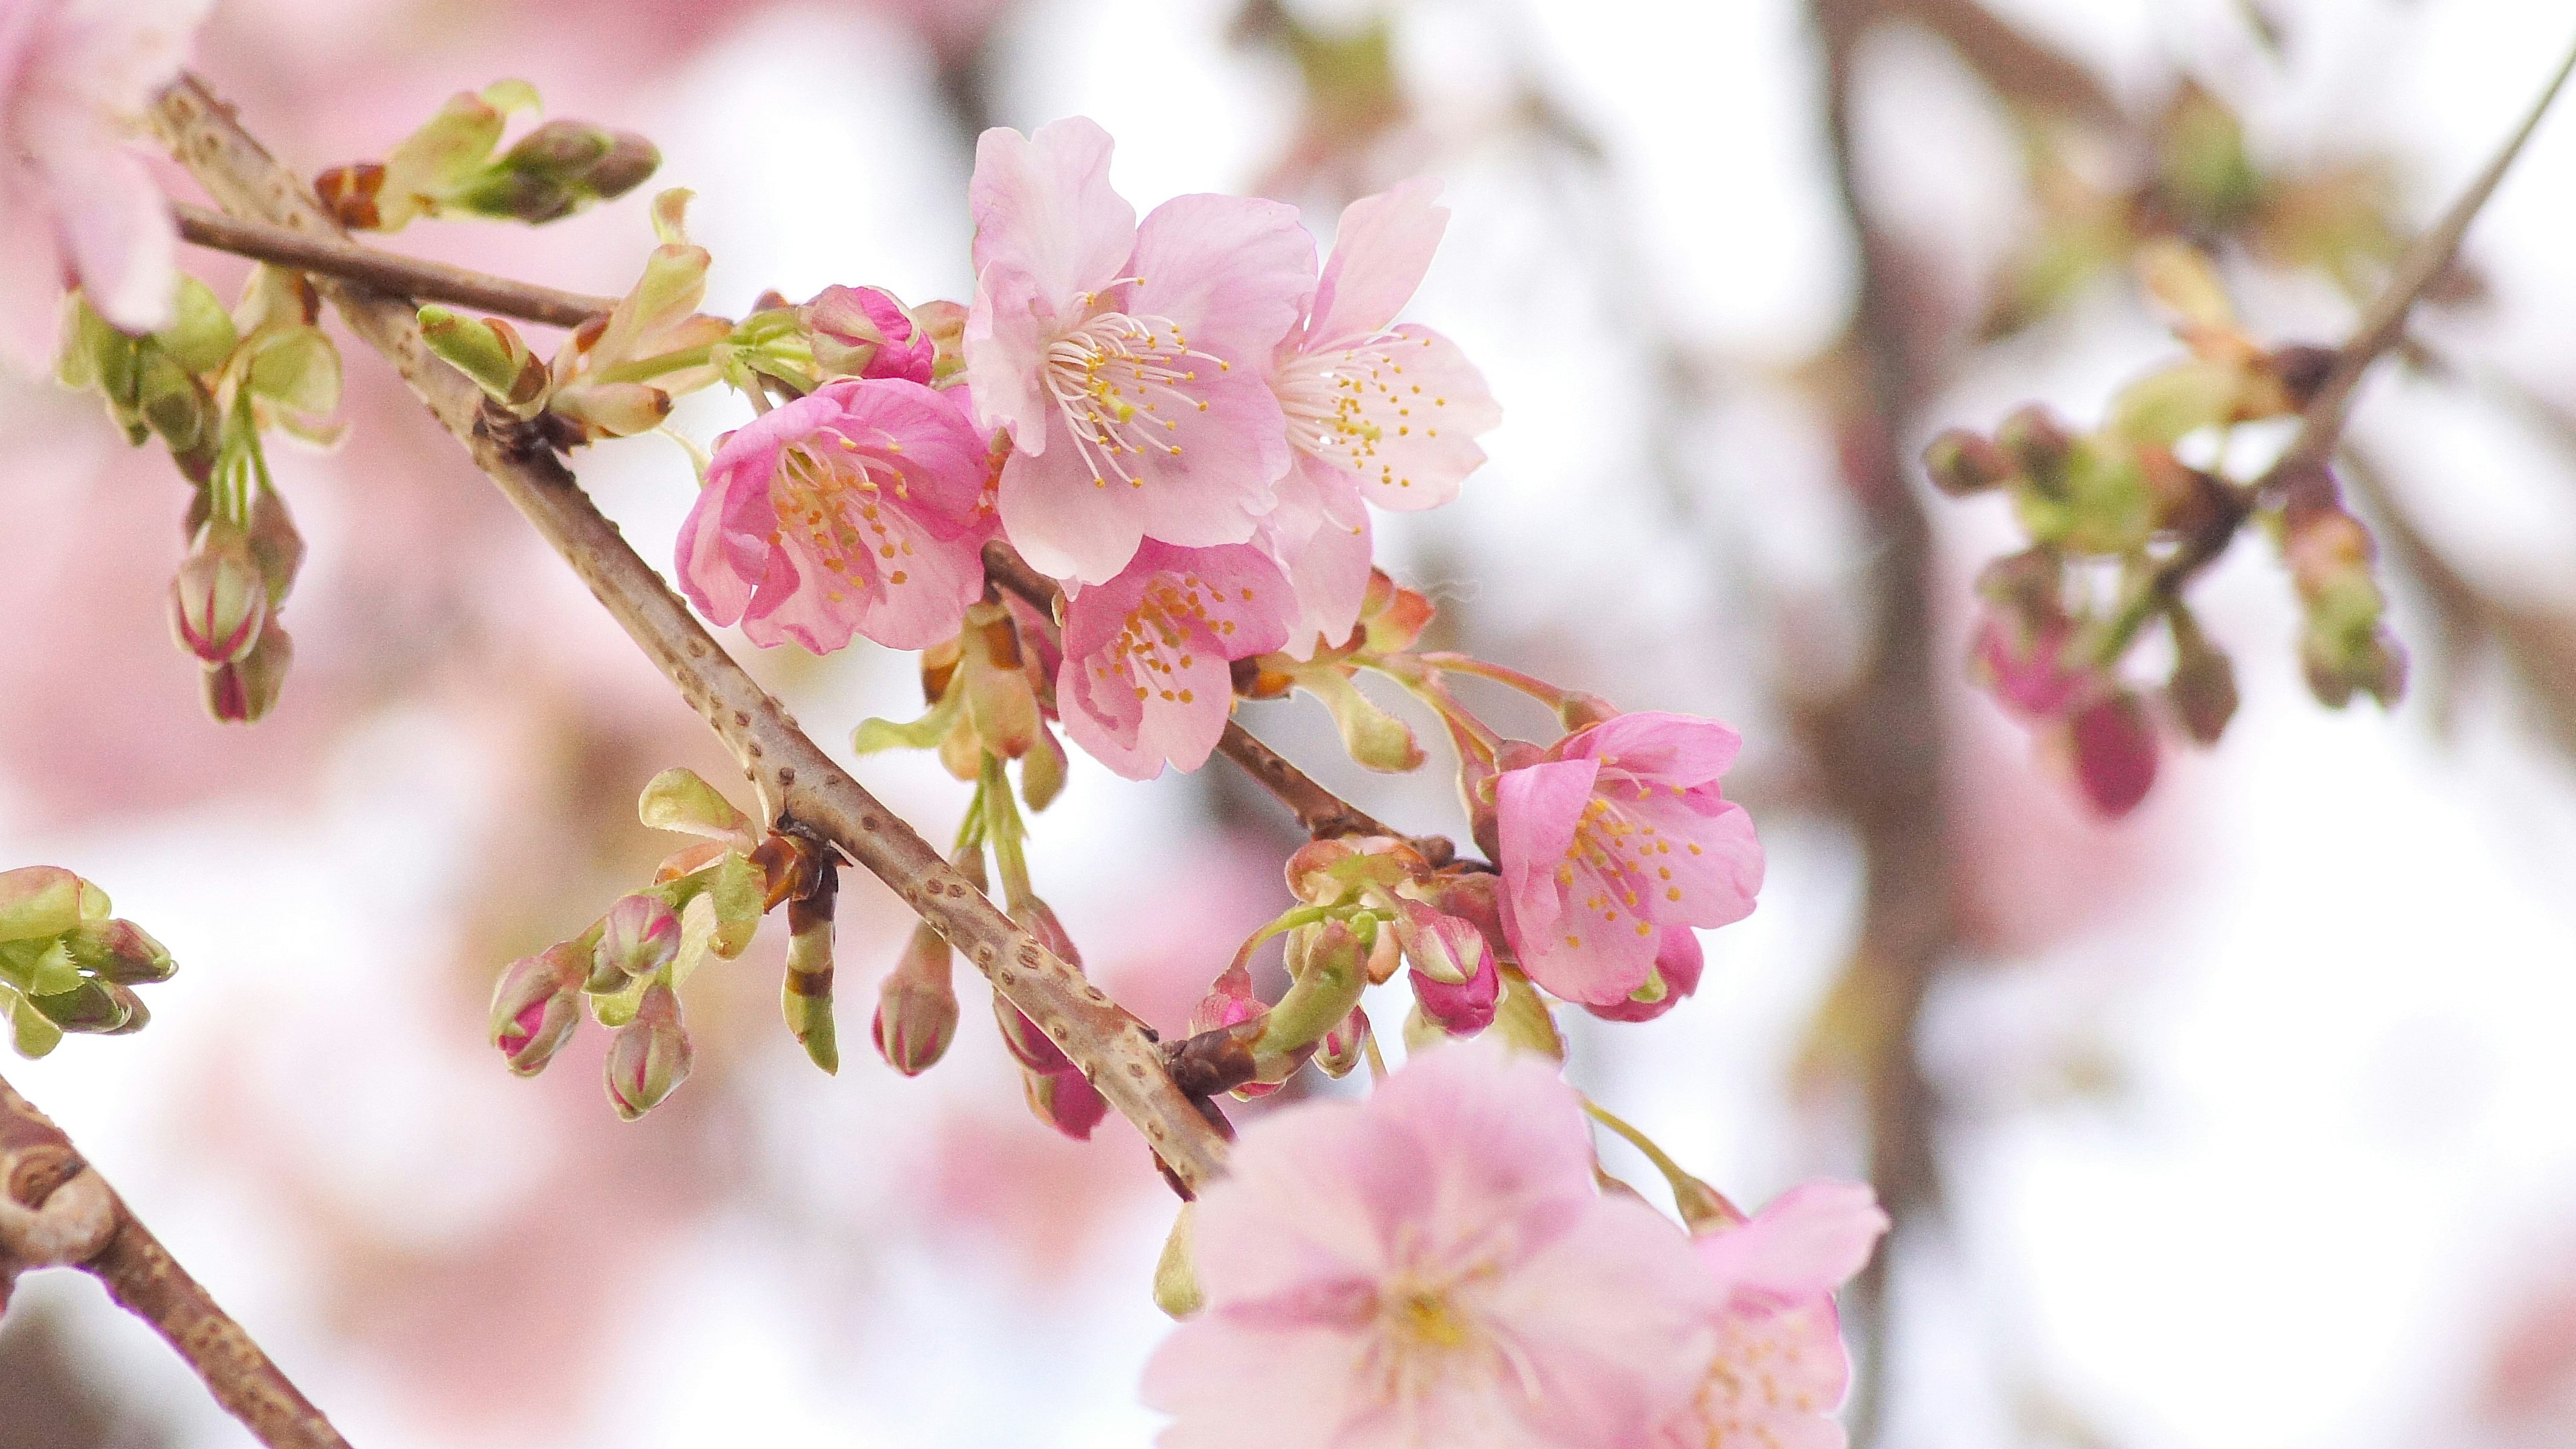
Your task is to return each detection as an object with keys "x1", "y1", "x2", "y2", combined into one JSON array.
[
  {"x1": 1189, "y1": 965, "x2": 1281, "y2": 1099},
  {"x1": 871, "y1": 921, "x2": 959, "y2": 1077},
  {"x1": 1971, "y1": 610, "x2": 2091, "y2": 720},
  {"x1": 992, "y1": 995, "x2": 1074, "y2": 1075},
  {"x1": 594, "y1": 892, "x2": 681, "y2": 985},
  {"x1": 168, "y1": 540, "x2": 268, "y2": 664},
  {"x1": 1923, "y1": 427, "x2": 2013, "y2": 496},
  {"x1": 490, "y1": 943, "x2": 586, "y2": 1076},
  {"x1": 801, "y1": 284, "x2": 933, "y2": 384},
  {"x1": 1315, "y1": 1006, "x2": 1370, "y2": 1078},
  {"x1": 606, "y1": 983, "x2": 693, "y2": 1120},
  {"x1": 203, "y1": 627, "x2": 292, "y2": 724},
  {"x1": 1408, "y1": 914, "x2": 1500, "y2": 1037},
  {"x1": 1021, "y1": 1061, "x2": 1108, "y2": 1141},
  {"x1": 66, "y1": 918, "x2": 175, "y2": 985},
  {"x1": 2067, "y1": 691, "x2": 2159, "y2": 818},
  {"x1": 1392, "y1": 899, "x2": 1489, "y2": 986}
]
